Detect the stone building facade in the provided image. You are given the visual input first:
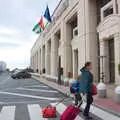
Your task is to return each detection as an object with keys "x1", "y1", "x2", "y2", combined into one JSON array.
[{"x1": 30, "y1": 0, "x2": 120, "y2": 84}]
